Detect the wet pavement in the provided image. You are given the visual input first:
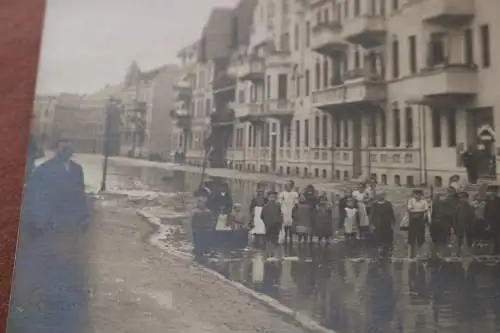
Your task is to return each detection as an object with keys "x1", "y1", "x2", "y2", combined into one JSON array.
[
  {"x1": 9, "y1": 157, "x2": 500, "y2": 333},
  {"x1": 95, "y1": 159, "x2": 500, "y2": 333}
]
